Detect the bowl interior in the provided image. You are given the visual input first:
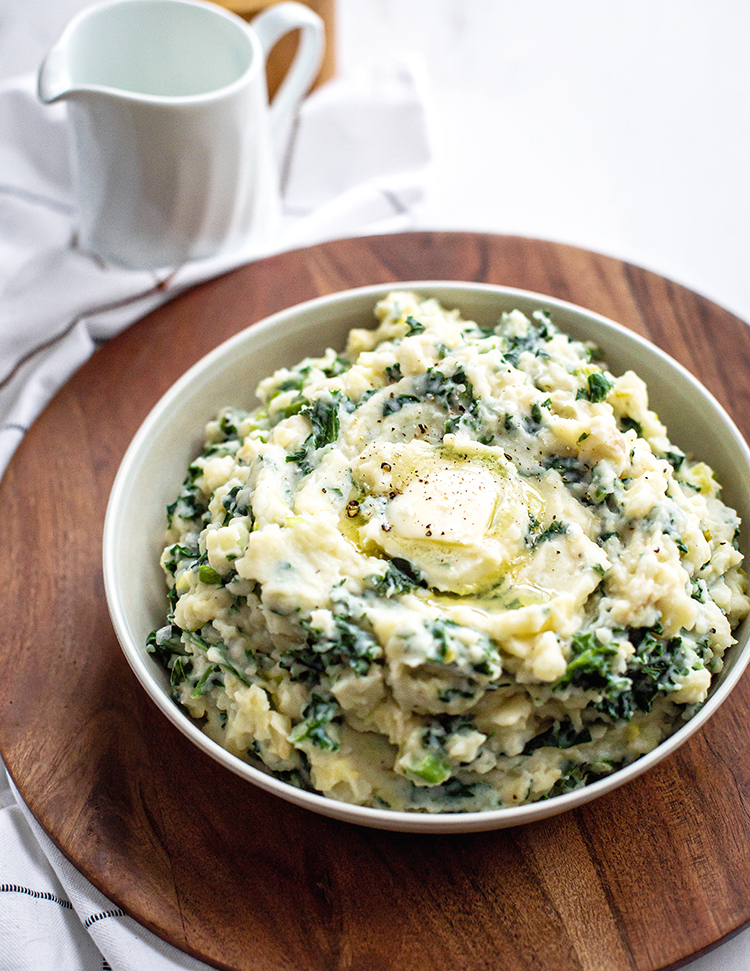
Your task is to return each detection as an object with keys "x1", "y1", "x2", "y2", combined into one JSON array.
[{"x1": 103, "y1": 281, "x2": 750, "y2": 832}]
